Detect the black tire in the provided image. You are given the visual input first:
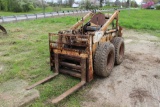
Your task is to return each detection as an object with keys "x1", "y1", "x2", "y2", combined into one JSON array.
[
  {"x1": 111, "y1": 37, "x2": 125, "y2": 65},
  {"x1": 94, "y1": 42, "x2": 115, "y2": 77}
]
